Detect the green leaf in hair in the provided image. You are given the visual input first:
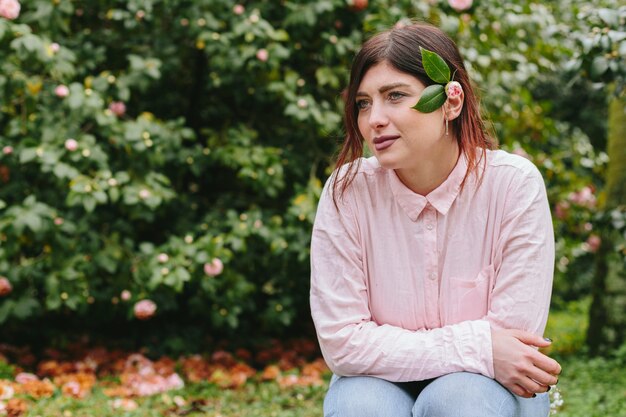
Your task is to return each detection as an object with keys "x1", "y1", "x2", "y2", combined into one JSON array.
[
  {"x1": 413, "y1": 84, "x2": 447, "y2": 113},
  {"x1": 420, "y1": 46, "x2": 451, "y2": 84}
]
